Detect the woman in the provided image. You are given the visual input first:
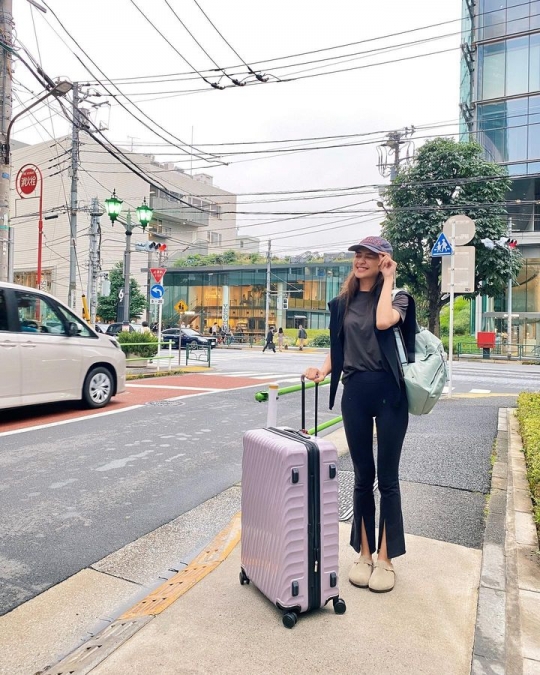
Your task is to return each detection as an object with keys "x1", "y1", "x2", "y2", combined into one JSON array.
[
  {"x1": 304, "y1": 236, "x2": 416, "y2": 593},
  {"x1": 277, "y1": 327, "x2": 284, "y2": 352}
]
